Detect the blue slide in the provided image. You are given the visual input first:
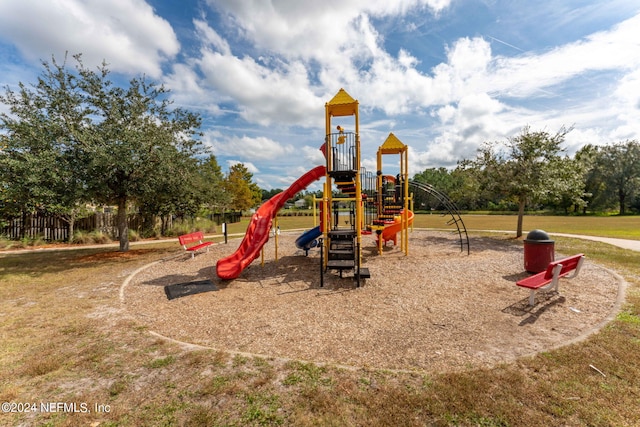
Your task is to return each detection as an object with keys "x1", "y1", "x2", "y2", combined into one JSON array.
[{"x1": 295, "y1": 225, "x2": 322, "y2": 255}]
